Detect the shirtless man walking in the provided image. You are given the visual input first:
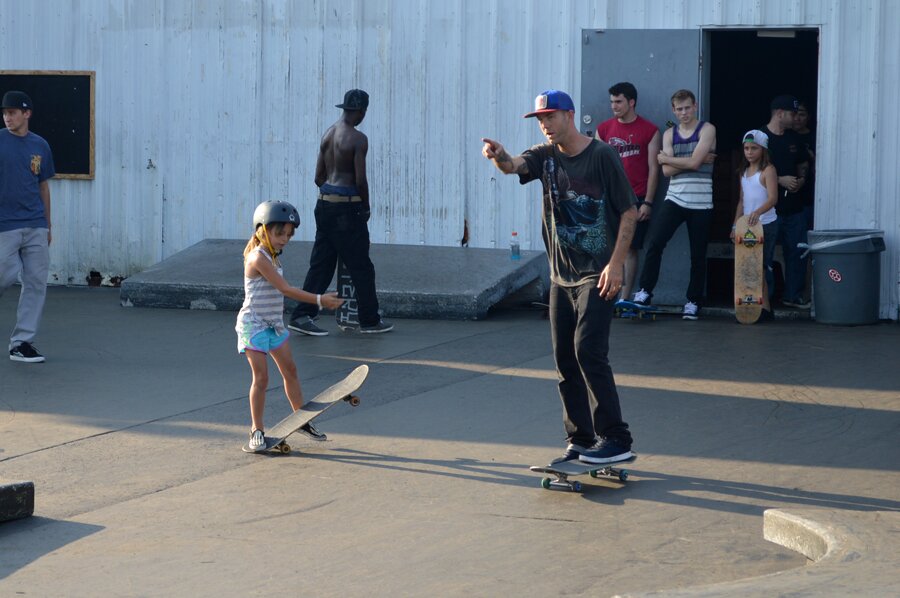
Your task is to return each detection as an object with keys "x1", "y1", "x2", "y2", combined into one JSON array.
[{"x1": 288, "y1": 89, "x2": 392, "y2": 335}]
